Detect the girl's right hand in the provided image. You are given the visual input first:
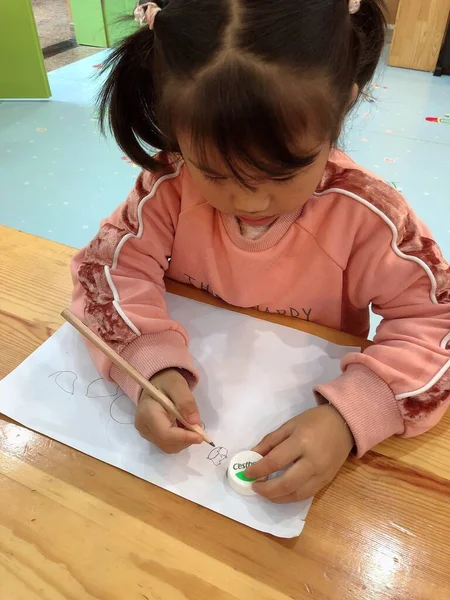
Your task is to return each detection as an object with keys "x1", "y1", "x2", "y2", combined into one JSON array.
[{"x1": 135, "y1": 369, "x2": 203, "y2": 453}]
